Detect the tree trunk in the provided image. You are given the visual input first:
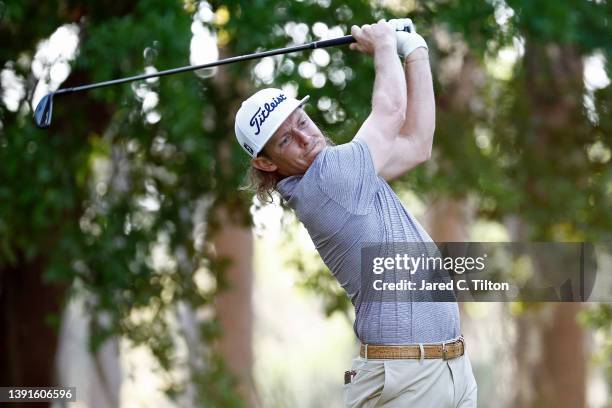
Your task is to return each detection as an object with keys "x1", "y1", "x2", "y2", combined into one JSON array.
[
  {"x1": 55, "y1": 296, "x2": 122, "y2": 408},
  {"x1": 212, "y1": 205, "x2": 255, "y2": 405},
  {"x1": 0, "y1": 256, "x2": 65, "y2": 408},
  {"x1": 426, "y1": 197, "x2": 471, "y2": 242},
  {"x1": 425, "y1": 45, "x2": 478, "y2": 244},
  {"x1": 512, "y1": 40, "x2": 586, "y2": 408},
  {"x1": 205, "y1": 40, "x2": 256, "y2": 405},
  {"x1": 514, "y1": 303, "x2": 585, "y2": 408}
]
